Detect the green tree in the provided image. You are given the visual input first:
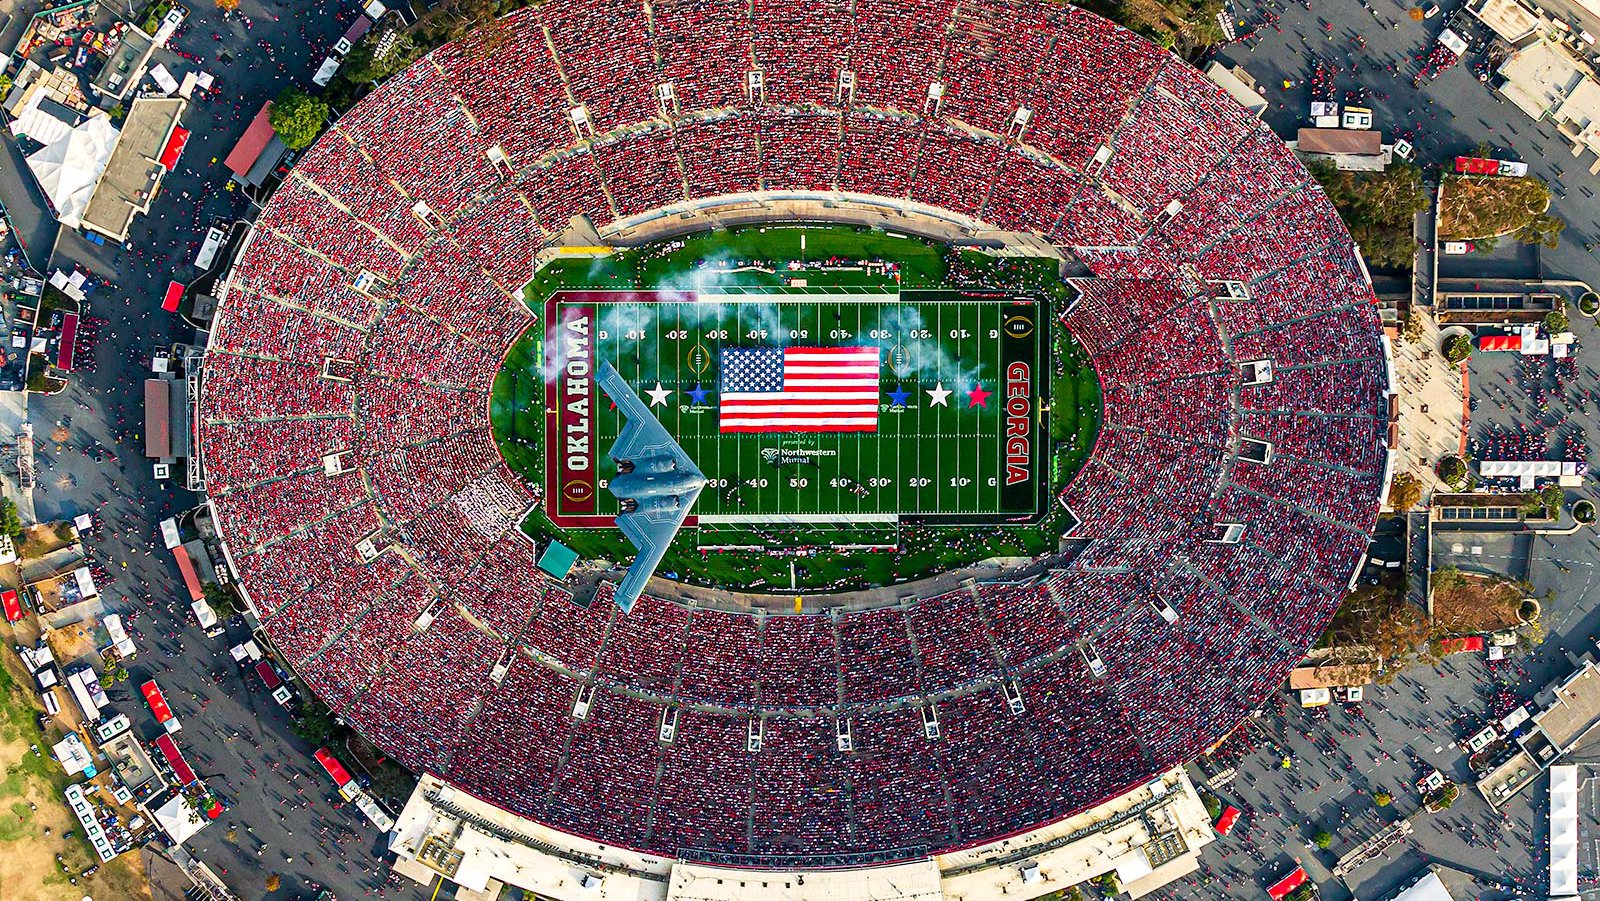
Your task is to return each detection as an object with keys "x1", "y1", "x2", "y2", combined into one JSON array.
[
  {"x1": 1326, "y1": 584, "x2": 1430, "y2": 670},
  {"x1": 1437, "y1": 455, "x2": 1468, "y2": 489},
  {"x1": 1402, "y1": 308, "x2": 1423, "y2": 343},
  {"x1": 268, "y1": 87, "x2": 329, "y2": 151},
  {"x1": 291, "y1": 698, "x2": 341, "y2": 748},
  {"x1": 0, "y1": 498, "x2": 23, "y2": 539},
  {"x1": 1517, "y1": 212, "x2": 1566, "y2": 249},
  {"x1": 1373, "y1": 790, "x2": 1393, "y2": 807},
  {"x1": 1309, "y1": 160, "x2": 1428, "y2": 268},
  {"x1": 418, "y1": 0, "x2": 503, "y2": 43},
  {"x1": 1312, "y1": 829, "x2": 1333, "y2": 849},
  {"x1": 1541, "y1": 484, "x2": 1565, "y2": 515},
  {"x1": 1575, "y1": 499, "x2": 1596, "y2": 524},
  {"x1": 202, "y1": 581, "x2": 238, "y2": 619},
  {"x1": 1388, "y1": 472, "x2": 1422, "y2": 512},
  {"x1": 1443, "y1": 333, "x2": 1472, "y2": 363},
  {"x1": 340, "y1": 35, "x2": 417, "y2": 85},
  {"x1": 1546, "y1": 305, "x2": 1571, "y2": 334}
]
